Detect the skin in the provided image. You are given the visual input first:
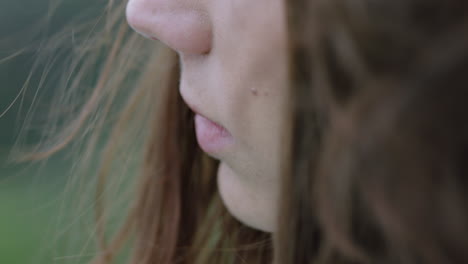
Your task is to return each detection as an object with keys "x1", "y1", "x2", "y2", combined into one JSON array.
[{"x1": 126, "y1": 0, "x2": 289, "y2": 232}]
